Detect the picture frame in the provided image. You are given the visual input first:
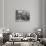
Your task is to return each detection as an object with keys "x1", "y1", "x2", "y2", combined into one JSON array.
[{"x1": 16, "y1": 10, "x2": 30, "y2": 21}]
